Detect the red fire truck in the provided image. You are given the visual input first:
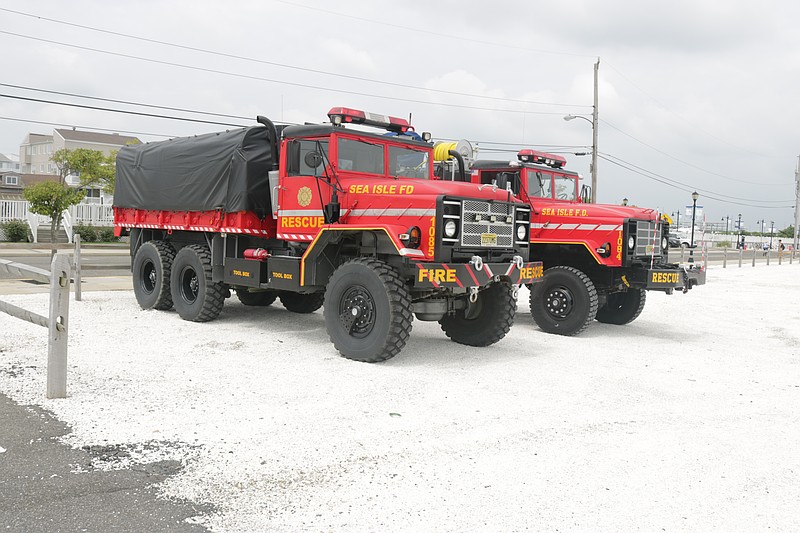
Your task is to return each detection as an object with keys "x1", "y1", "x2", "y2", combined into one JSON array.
[
  {"x1": 435, "y1": 146, "x2": 705, "y2": 336},
  {"x1": 113, "y1": 108, "x2": 543, "y2": 362}
]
